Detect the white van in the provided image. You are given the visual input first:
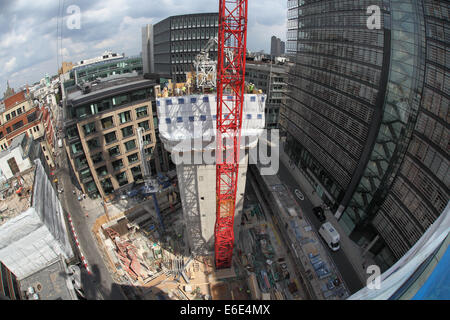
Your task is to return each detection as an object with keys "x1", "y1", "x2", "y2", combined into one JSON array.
[{"x1": 319, "y1": 222, "x2": 340, "y2": 251}]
